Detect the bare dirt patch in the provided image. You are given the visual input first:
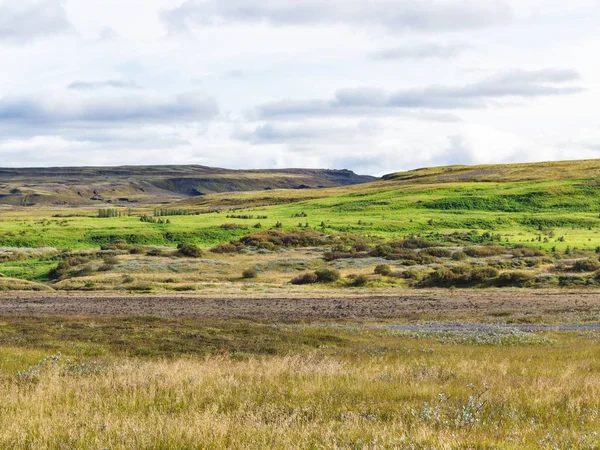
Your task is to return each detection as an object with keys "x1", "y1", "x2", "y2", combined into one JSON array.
[{"x1": 1, "y1": 289, "x2": 600, "y2": 322}]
